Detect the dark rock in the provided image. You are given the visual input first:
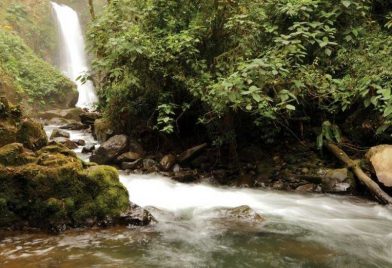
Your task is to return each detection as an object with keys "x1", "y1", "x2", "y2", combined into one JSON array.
[
  {"x1": 74, "y1": 139, "x2": 86, "y2": 146},
  {"x1": 129, "y1": 138, "x2": 145, "y2": 156},
  {"x1": 60, "y1": 122, "x2": 87, "y2": 131},
  {"x1": 160, "y1": 154, "x2": 176, "y2": 171},
  {"x1": 82, "y1": 144, "x2": 95, "y2": 154},
  {"x1": 117, "y1": 152, "x2": 142, "y2": 162},
  {"x1": 296, "y1": 183, "x2": 316, "y2": 193},
  {"x1": 50, "y1": 128, "x2": 70, "y2": 139},
  {"x1": 121, "y1": 159, "x2": 142, "y2": 170},
  {"x1": 143, "y1": 159, "x2": 159, "y2": 172},
  {"x1": 51, "y1": 137, "x2": 78, "y2": 149},
  {"x1": 90, "y1": 135, "x2": 128, "y2": 164},
  {"x1": 178, "y1": 143, "x2": 207, "y2": 163},
  {"x1": 172, "y1": 169, "x2": 198, "y2": 183},
  {"x1": 319, "y1": 168, "x2": 355, "y2": 193},
  {"x1": 221, "y1": 205, "x2": 265, "y2": 223},
  {"x1": 115, "y1": 203, "x2": 156, "y2": 226},
  {"x1": 80, "y1": 112, "x2": 101, "y2": 126}
]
